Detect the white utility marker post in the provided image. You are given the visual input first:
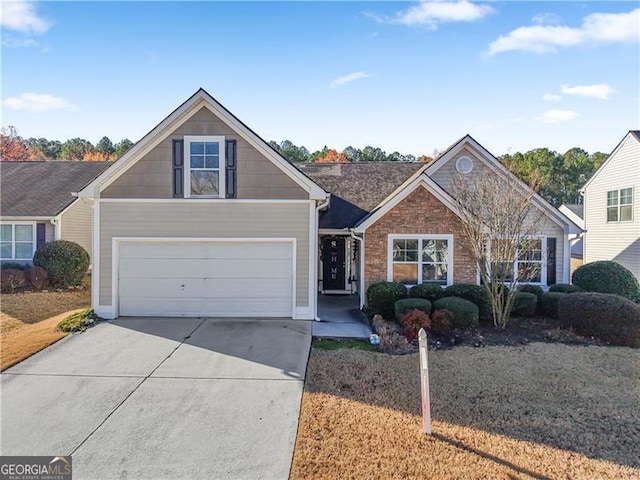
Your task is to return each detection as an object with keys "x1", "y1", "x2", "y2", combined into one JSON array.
[{"x1": 418, "y1": 328, "x2": 432, "y2": 435}]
